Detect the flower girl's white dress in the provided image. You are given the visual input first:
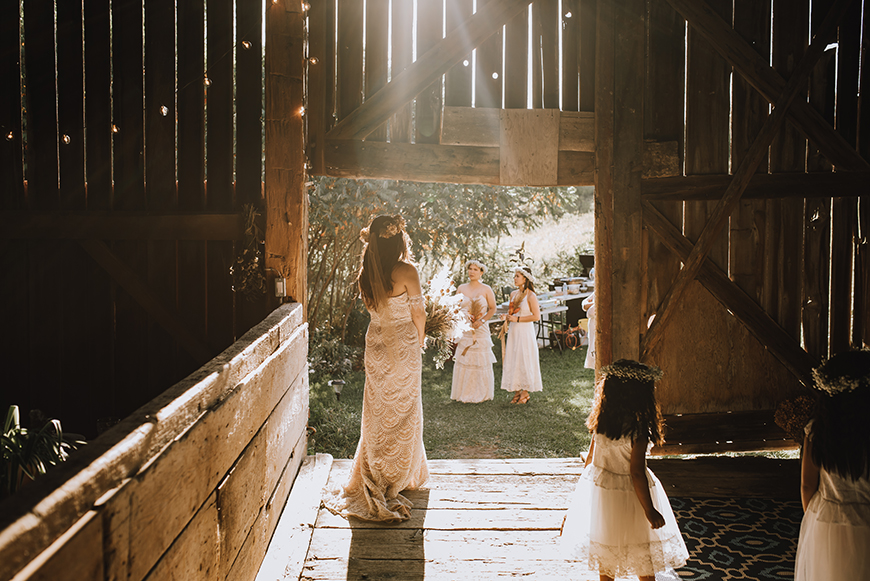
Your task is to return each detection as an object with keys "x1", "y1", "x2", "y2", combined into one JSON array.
[
  {"x1": 451, "y1": 295, "x2": 496, "y2": 403},
  {"x1": 561, "y1": 434, "x2": 688, "y2": 578}
]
